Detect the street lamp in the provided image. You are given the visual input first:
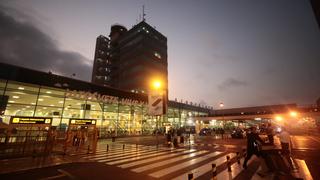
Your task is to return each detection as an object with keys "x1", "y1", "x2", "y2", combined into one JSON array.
[
  {"x1": 152, "y1": 81, "x2": 161, "y2": 90},
  {"x1": 150, "y1": 79, "x2": 163, "y2": 146},
  {"x1": 219, "y1": 102, "x2": 225, "y2": 128}
]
